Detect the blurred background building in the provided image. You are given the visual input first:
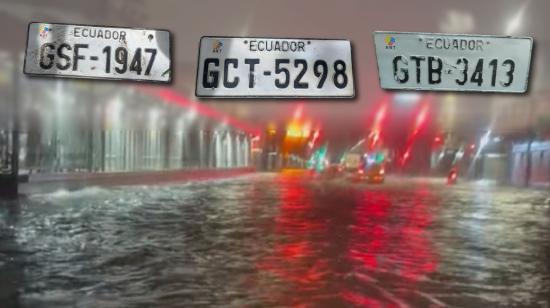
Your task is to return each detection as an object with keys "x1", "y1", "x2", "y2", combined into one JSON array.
[
  {"x1": 2, "y1": 0, "x2": 550, "y2": 189},
  {"x1": 0, "y1": 54, "x2": 254, "y2": 178}
]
